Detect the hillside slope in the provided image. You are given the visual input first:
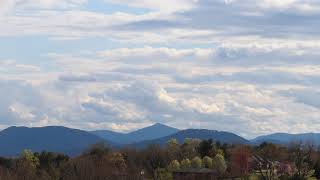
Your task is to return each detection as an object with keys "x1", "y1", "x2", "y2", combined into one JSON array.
[
  {"x1": 91, "y1": 123, "x2": 179, "y2": 144},
  {"x1": 131, "y1": 129, "x2": 250, "y2": 148},
  {"x1": 251, "y1": 133, "x2": 320, "y2": 145},
  {"x1": 0, "y1": 126, "x2": 108, "y2": 156}
]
